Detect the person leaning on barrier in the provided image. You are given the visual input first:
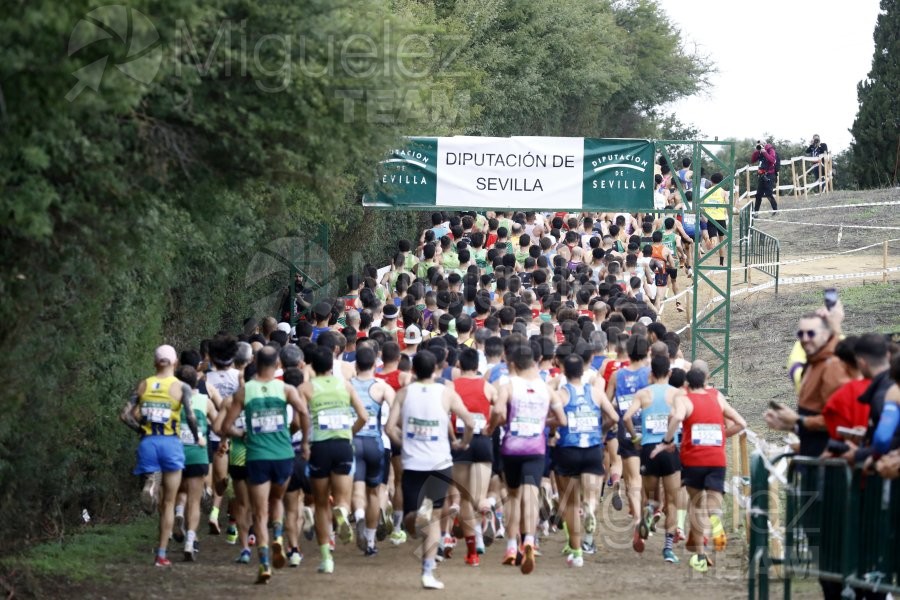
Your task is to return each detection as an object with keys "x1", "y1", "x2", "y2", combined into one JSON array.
[
  {"x1": 852, "y1": 341, "x2": 900, "y2": 470},
  {"x1": 873, "y1": 357, "x2": 900, "y2": 479},
  {"x1": 764, "y1": 302, "x2": 850, "y2": 456},
  {"x1": 805, "y1": 134, "x2": 829, "y2": 190}
]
